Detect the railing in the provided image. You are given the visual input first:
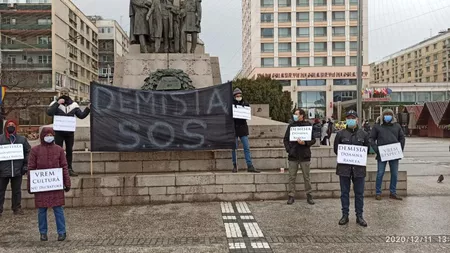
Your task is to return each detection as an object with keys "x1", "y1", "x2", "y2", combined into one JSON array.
[
  {"x1": 0, "y1": 43, "x2": 52, "y2": 50},
  {"x1": 2, "y1": 63, "x2": 51, "y2": 69},
  {"x1": 0, "y1": 24, "x2": 51, "y2": 30}
]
